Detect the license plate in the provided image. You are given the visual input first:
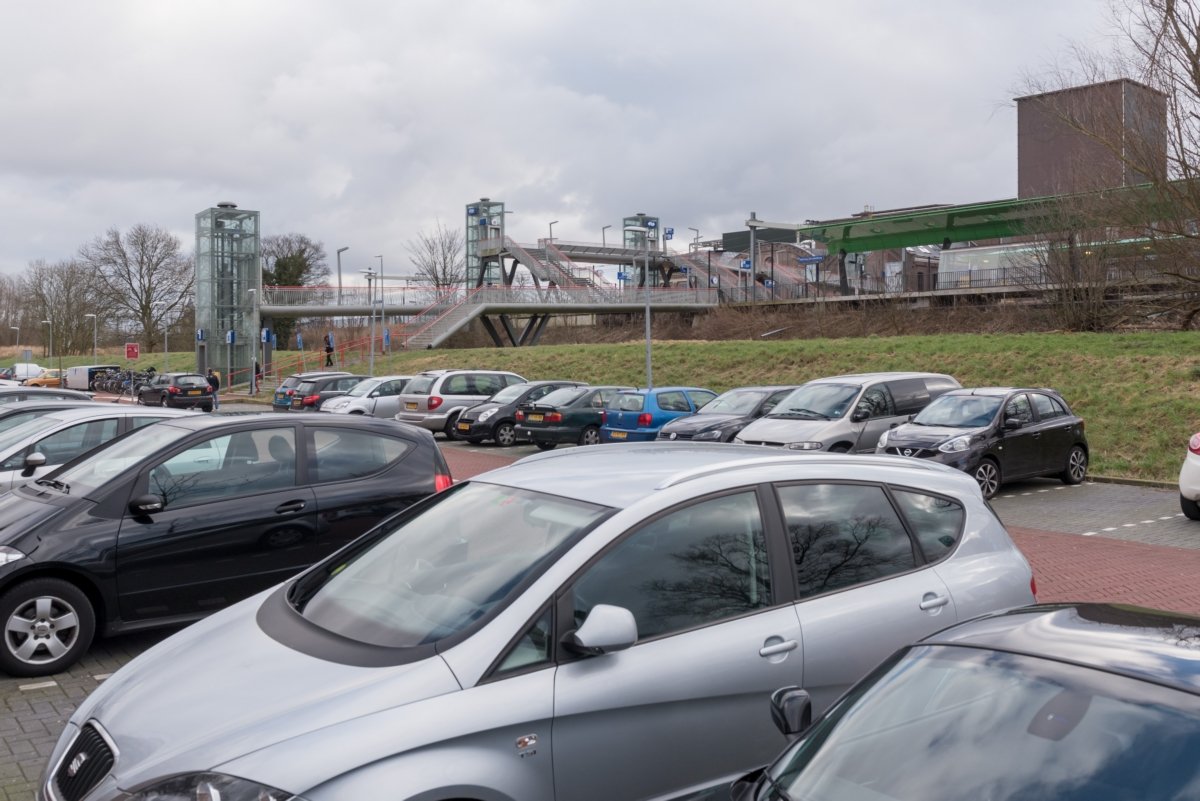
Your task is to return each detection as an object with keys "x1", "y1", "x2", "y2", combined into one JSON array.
[
  {"x1": 457, "y1": 422, "x2": 471, "y2": 431},
  {"x1": 292, "y1": 400, "x2": 302, "y2": 408},
  {"x1": 187, "y1": 390, "x2": 200, "y2": 396},
  {"x1": 610, "y1": 430, "x2": 627, "y2": 439},
  {"x1": 405, "y1": 402, "x2": 418, "y2": 410},
  {"x1": 528, "y1": 414, "x2": 544, "y2": 422}
]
